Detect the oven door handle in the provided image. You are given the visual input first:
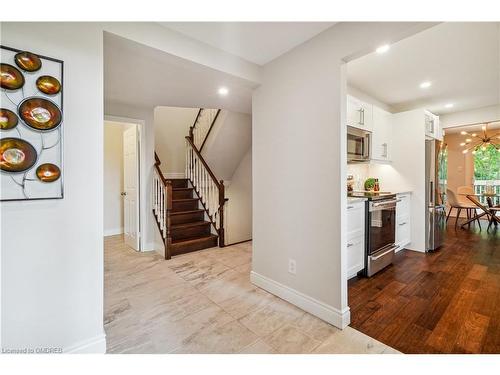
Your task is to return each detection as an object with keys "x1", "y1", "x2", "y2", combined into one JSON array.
[
  {"x1": 370, "y1": 245, "x2": 398, "y2": 260},
  {"x1": 372, "y1": 199, "x2": 398, "y2": 207}
]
